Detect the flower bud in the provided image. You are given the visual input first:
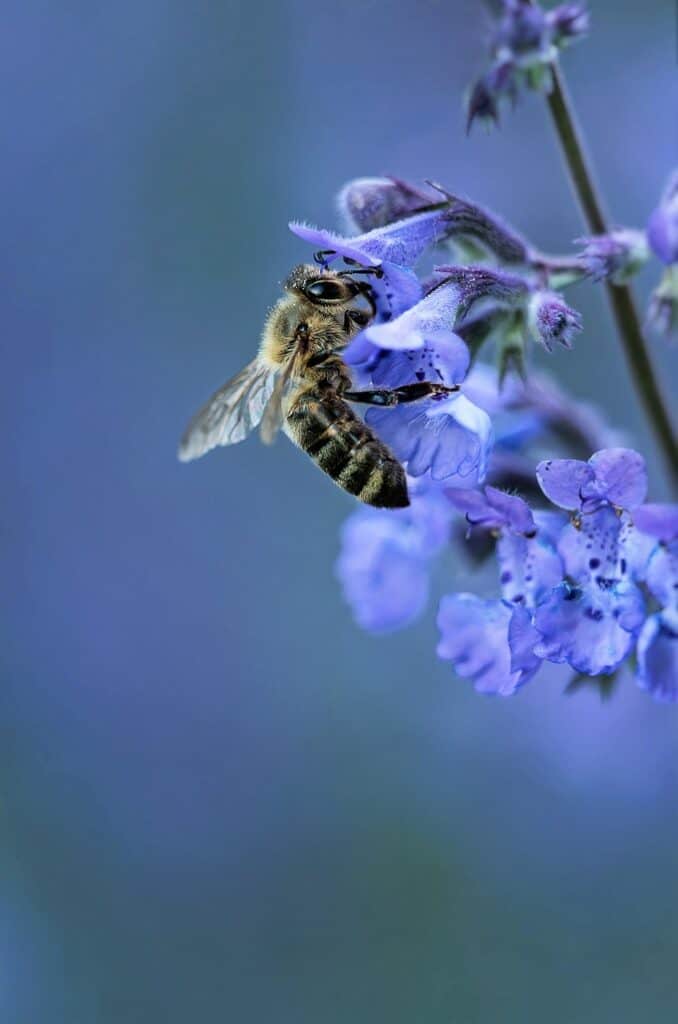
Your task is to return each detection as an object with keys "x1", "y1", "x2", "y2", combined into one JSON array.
[
  {"x1": 337, "y1": 177, "x2": 434, "y2": 234},
  {"x1": 576, "y1": 229, "x2": 649, "y2": 283},
  {"x1": 528, "y1": 290, "x2": 582, "y2": 351}
]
